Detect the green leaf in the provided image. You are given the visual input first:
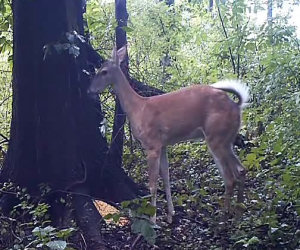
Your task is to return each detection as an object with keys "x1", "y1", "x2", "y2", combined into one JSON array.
[
  {"x1": 234, "y1": 239, "x2": 247, "y2": 246},
  {"x1": 235, "y1": 202, "x2": 247, "y2": 210},
  {"x1": 46, "y1": 240, "x2": 67, "y2": 250},
  {"x1": 56, "y1": 227, "x2": 76, "y2": 238},
  {"x1": 122, "y1": 26, "x2": 134, "y2": 33},
  {"x1": 68, "y1": 45, "x2": 80, "y2": 58},
  {"x1": 247, "y1": 236, "x2": 260, "y2": 245},
  {"x1": 112, "y1": 213, "x2": 121, "y2": 222},
  {"x1": 131, "y1": 219, "x2": 156, "y2": 245},
  {"x1": 246, "y1": 153, "x2": 257, "y2": 163},
  {"x1": 103, "y1": 213, "x2": 114, "y2": 220},
  {"x1": 121, "y1": 200, "x2": 131, "y2": 208},
  {"x1": 137, "y1": 203, "x2": 156, "y2": 216},
  {"x1": 32, "y1": 225, "x2": 55, "y2": 237},
  {"x1": 270, "y1": 227, "x2": 278, "y2": 234}
]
